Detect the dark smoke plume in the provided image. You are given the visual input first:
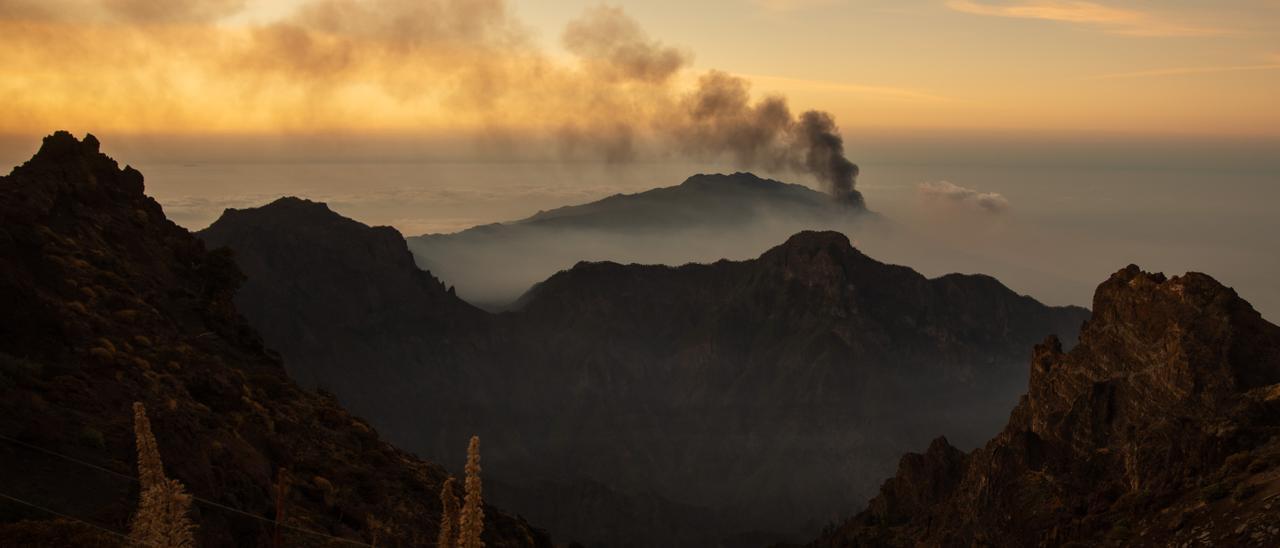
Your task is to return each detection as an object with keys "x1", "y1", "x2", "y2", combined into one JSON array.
[
  {"x1": 670, "y1": 71, "x2": 863, "y2": 206},
  {"x1": 795, "y1": 111, "x2": 862, "y2": 206},
  {"x1": 1, "y1": 0, "x2": 864, "y2": 205}
]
